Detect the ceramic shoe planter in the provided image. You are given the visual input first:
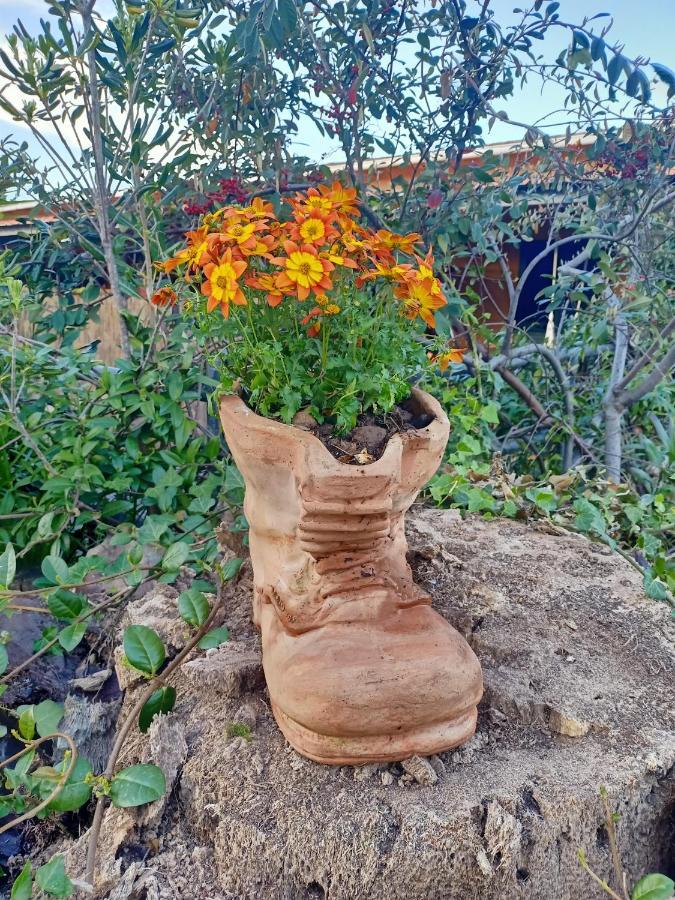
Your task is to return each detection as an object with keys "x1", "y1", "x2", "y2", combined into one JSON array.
[{"x1": 219, "y1": 388, "x2": 483, "y2": 765}]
